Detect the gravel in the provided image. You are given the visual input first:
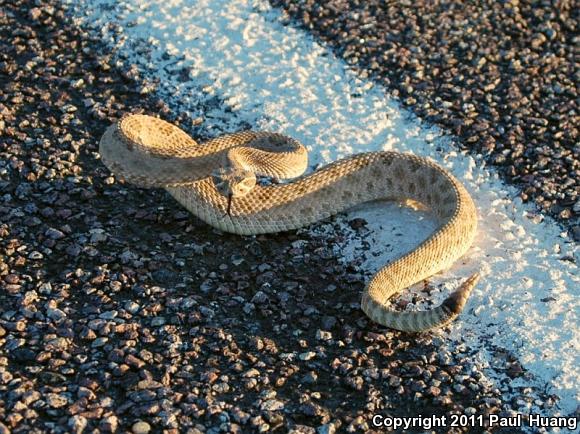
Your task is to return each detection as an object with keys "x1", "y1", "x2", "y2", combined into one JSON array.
[
  {"x1": 0, "y1": 0, "x2": 565, "y2": 432},
  {"x1": 269, "y1": 0, "x2": 579, "y2": 239}
]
